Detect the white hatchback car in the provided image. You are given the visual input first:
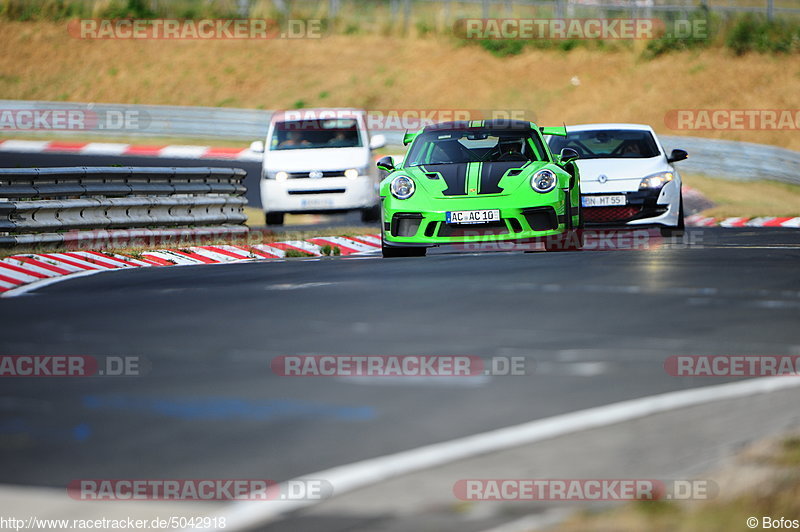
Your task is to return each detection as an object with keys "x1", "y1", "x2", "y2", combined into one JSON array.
[
  {"x1": 250, "y1": 109, "x2": 386, "y2": 225},
  {"x1": 548, "y1": 124, "x2": 687, "y2": 236}
]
